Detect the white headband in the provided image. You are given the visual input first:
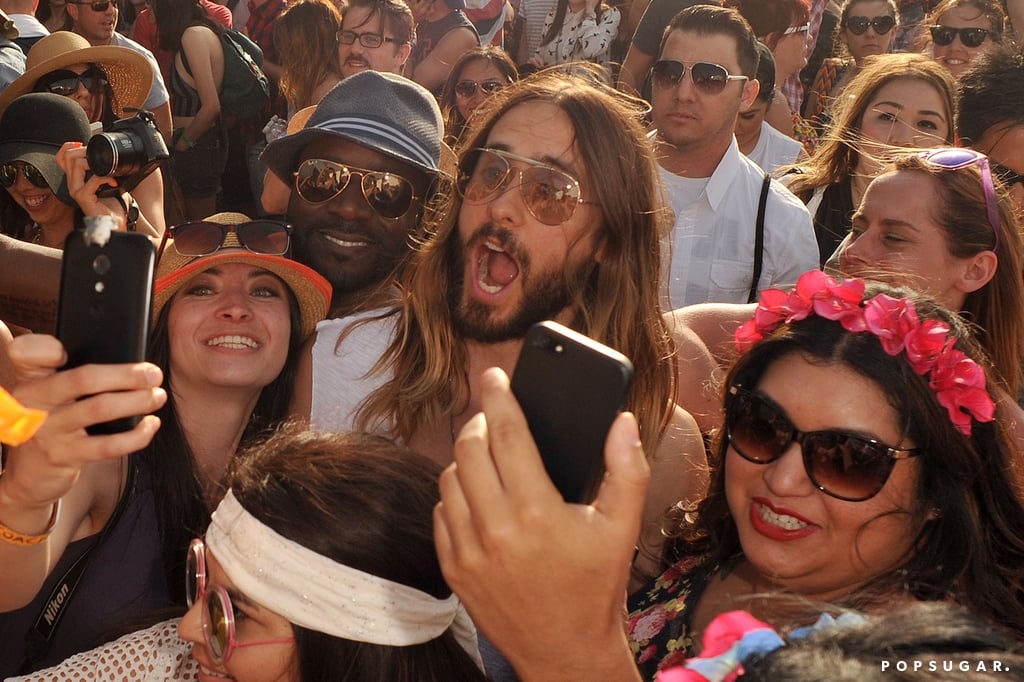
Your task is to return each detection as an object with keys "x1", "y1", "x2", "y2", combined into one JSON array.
[{"x1": 207, "y1": 490, "x2": 482, "y2": 667}]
